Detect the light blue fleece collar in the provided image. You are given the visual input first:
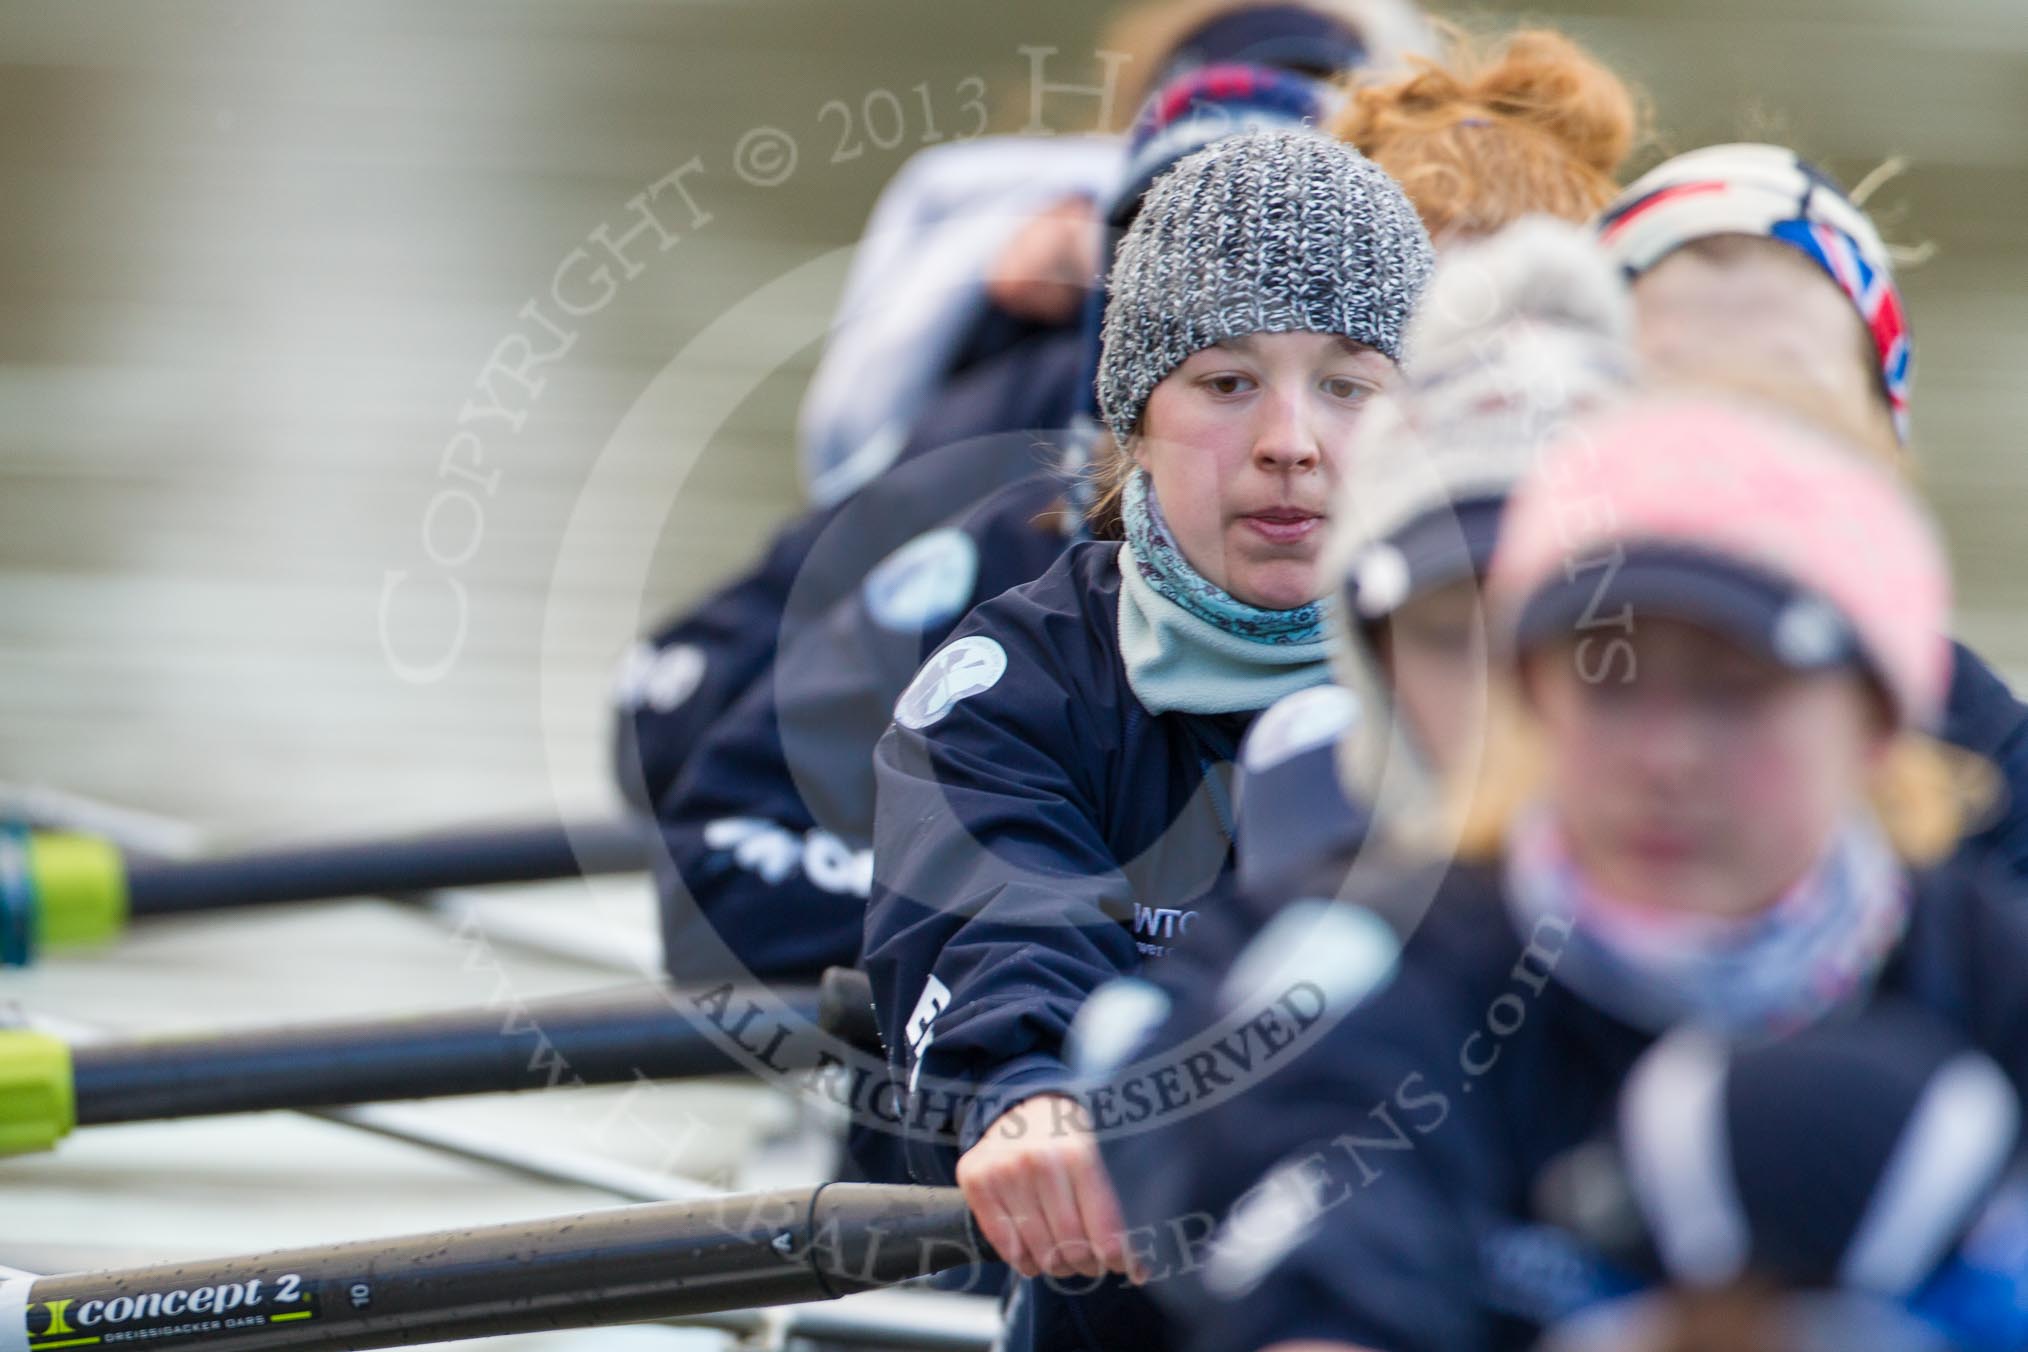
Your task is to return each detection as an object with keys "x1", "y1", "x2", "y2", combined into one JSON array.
[{"x1": 1117, "y1": 539, "x2": 1334, "y2": 716}]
